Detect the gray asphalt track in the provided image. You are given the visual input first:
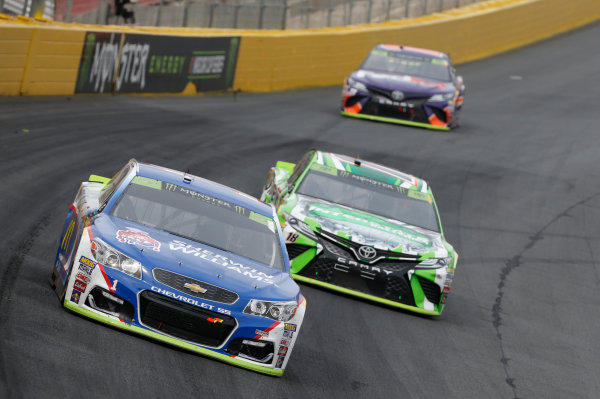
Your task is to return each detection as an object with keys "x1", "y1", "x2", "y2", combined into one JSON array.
[{"x1": 1, "y1": 21, "x2": 599, "y2": 399}]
